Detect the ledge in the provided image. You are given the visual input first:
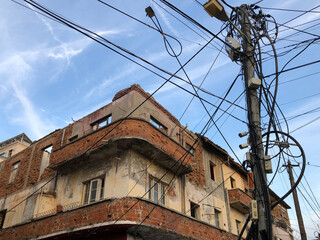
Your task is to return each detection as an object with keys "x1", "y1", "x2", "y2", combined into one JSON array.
[
  {"x1": 228, "y1": 188, "x2": 252, "y2": 214},
  {"x1": 50, "y1": 119, "x2": 193, "y2": 175},
  {"x1": 0, "y1": 197, "x2": 238, "y2": 240}
]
